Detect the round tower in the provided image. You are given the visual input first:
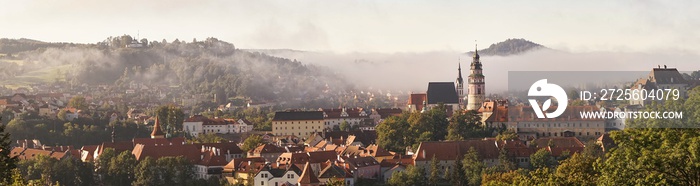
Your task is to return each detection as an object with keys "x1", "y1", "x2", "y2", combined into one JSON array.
[{"x1": 467, "y1": 44, "x2": 485, "y2": 111}]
